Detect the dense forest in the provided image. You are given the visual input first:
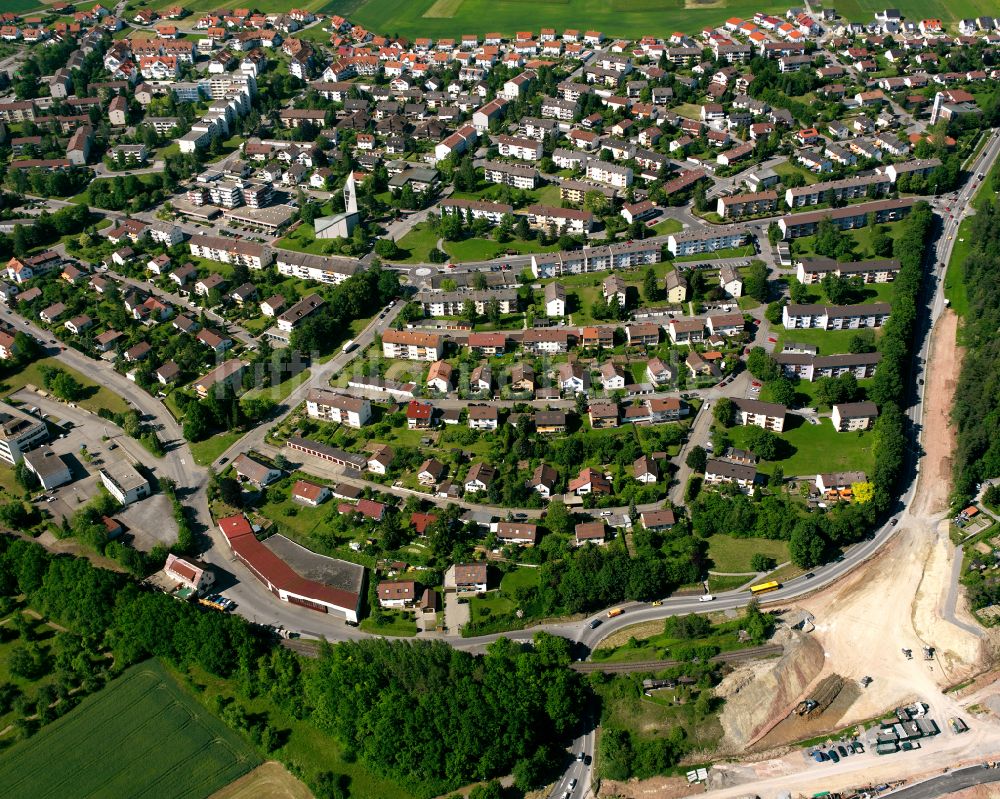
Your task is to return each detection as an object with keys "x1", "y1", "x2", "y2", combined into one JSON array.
[
  {"x1": 0, "y1": 536, "x2": 585, "y2": 796},
  {"x1": 952, "y1": 200, "x2": 1000, "y2": 502}
]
